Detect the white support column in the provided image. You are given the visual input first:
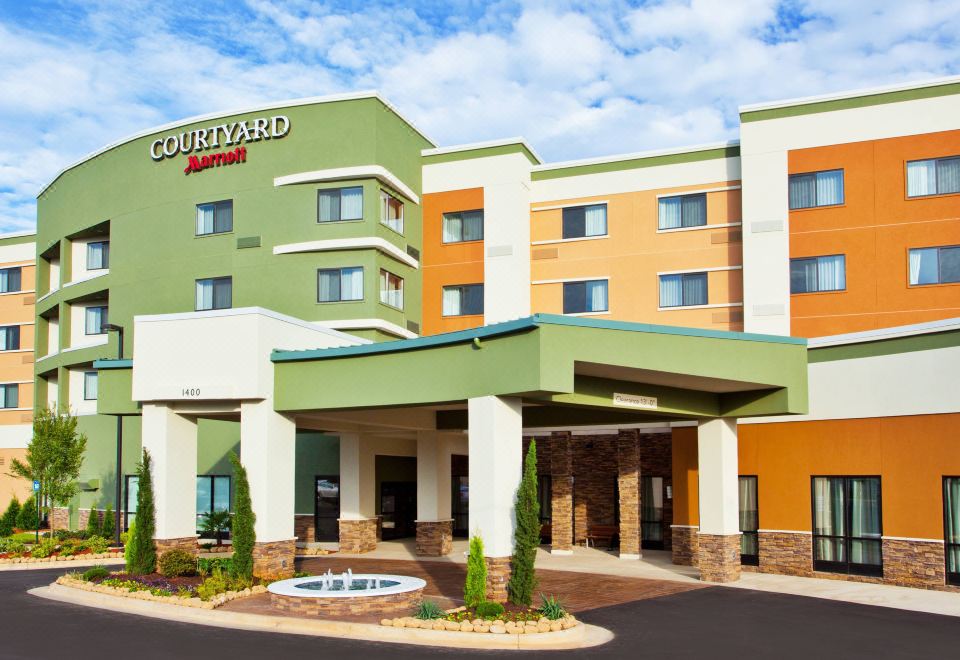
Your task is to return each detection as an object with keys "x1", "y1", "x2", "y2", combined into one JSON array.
[
  {"x1": 468, "y1": 395, "x2": 523, "y2": 602},
  {"x1": 240, "y1": 399, "x2": 297, "y2": 543},
  {"x1": 141, "y1": 403, "x2": 198, "y2": 542},
  {"x1": 696, "y1": 417, "x2": 742, "y2": 582},
  {"x1": 337, "y1": 432, "x2": 378, "y2": 553}
]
